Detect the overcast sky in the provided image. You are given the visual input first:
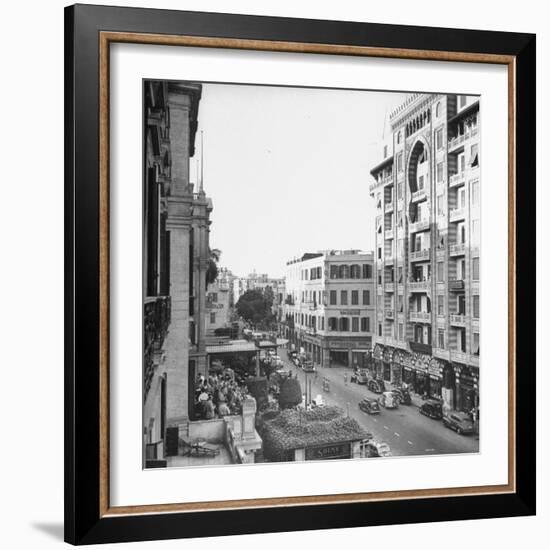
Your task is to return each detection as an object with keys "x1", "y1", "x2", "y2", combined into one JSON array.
[{"x1": 190, "y1": 83, "x2": 407, "y2": 279}]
